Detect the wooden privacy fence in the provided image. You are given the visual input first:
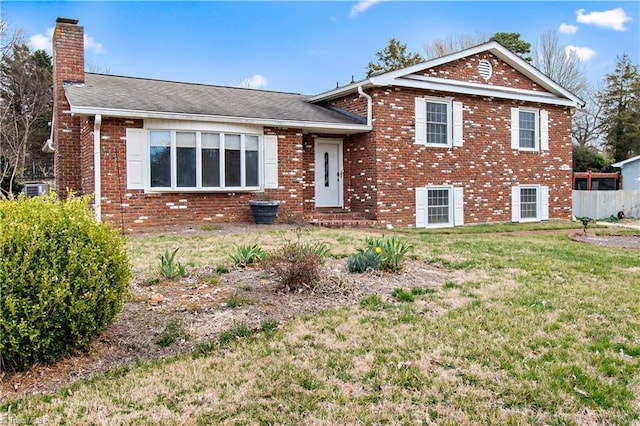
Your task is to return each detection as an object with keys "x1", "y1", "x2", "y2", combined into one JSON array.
[{"x1": 572, "y1": 190, "x2": 640, "y2": 219}]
